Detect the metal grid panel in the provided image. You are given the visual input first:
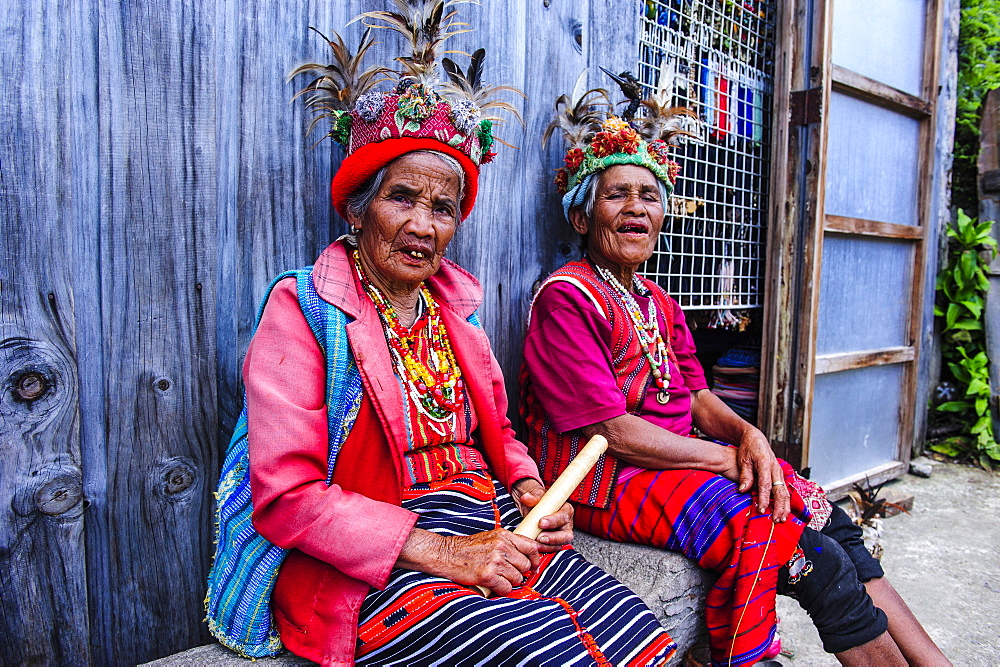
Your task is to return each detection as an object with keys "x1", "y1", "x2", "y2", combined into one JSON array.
[{"x1": 637, "y1": 0, "x2": 777, "y2": 312}]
